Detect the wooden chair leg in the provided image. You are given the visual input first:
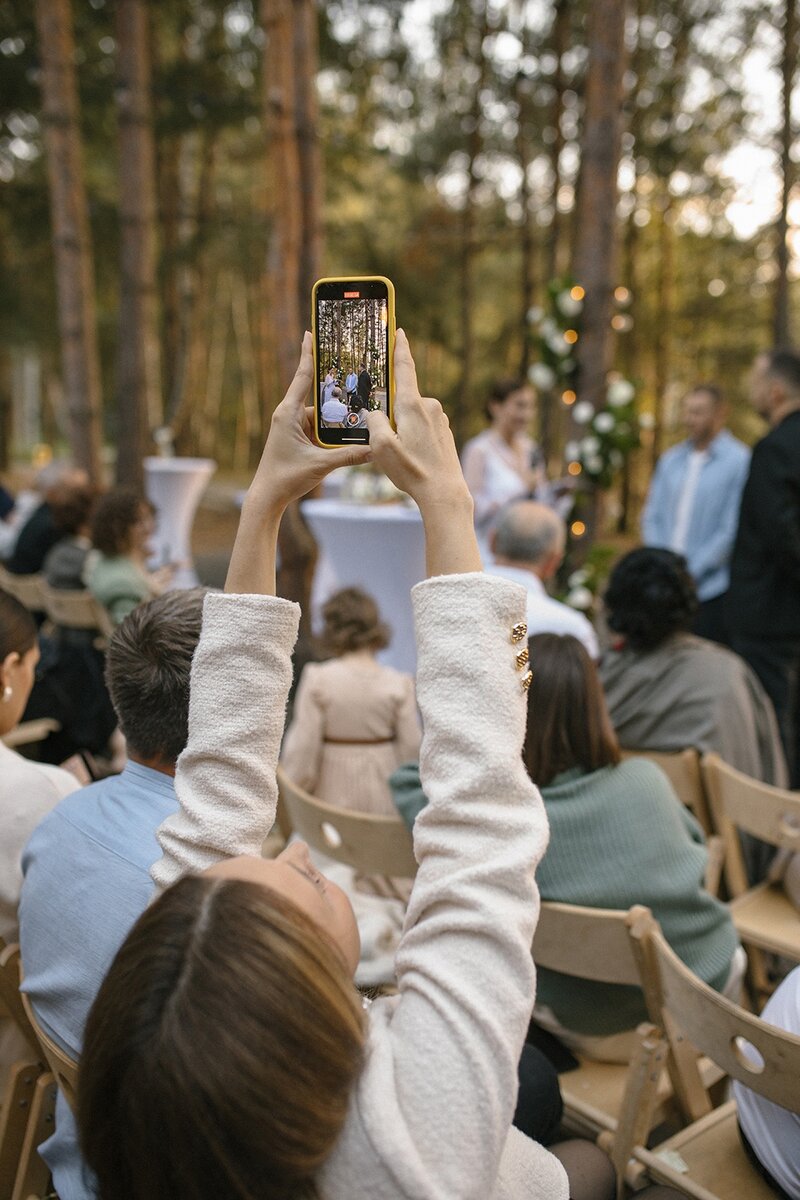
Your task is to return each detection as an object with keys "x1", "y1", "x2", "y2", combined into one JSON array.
[
  {"x1": 598, "y1": 1026, "x2": 667, "y2": 1200},
  {"x1": 0, "y1": 1062, "x2": 44, "y2": 1200},
  {"x1": 10, "y1": 1072, "x2": 56, "y2": 1200},
  {"x1": 744, "y1": 945, "x2": 772, "y2": 1009}
]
